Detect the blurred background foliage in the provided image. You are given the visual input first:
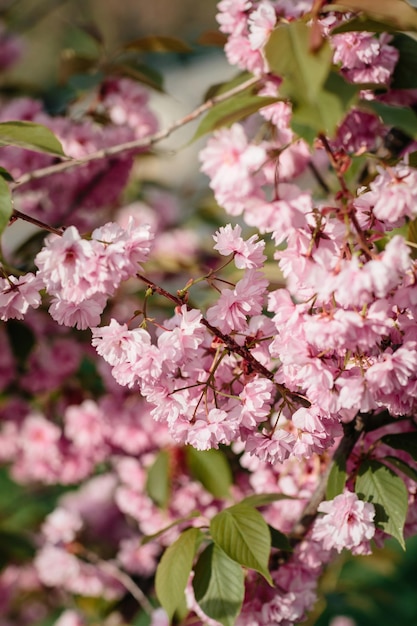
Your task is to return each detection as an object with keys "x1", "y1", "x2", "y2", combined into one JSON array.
[{"x1": 0, "y1": 1, "x2": 416, "y2": 625}]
